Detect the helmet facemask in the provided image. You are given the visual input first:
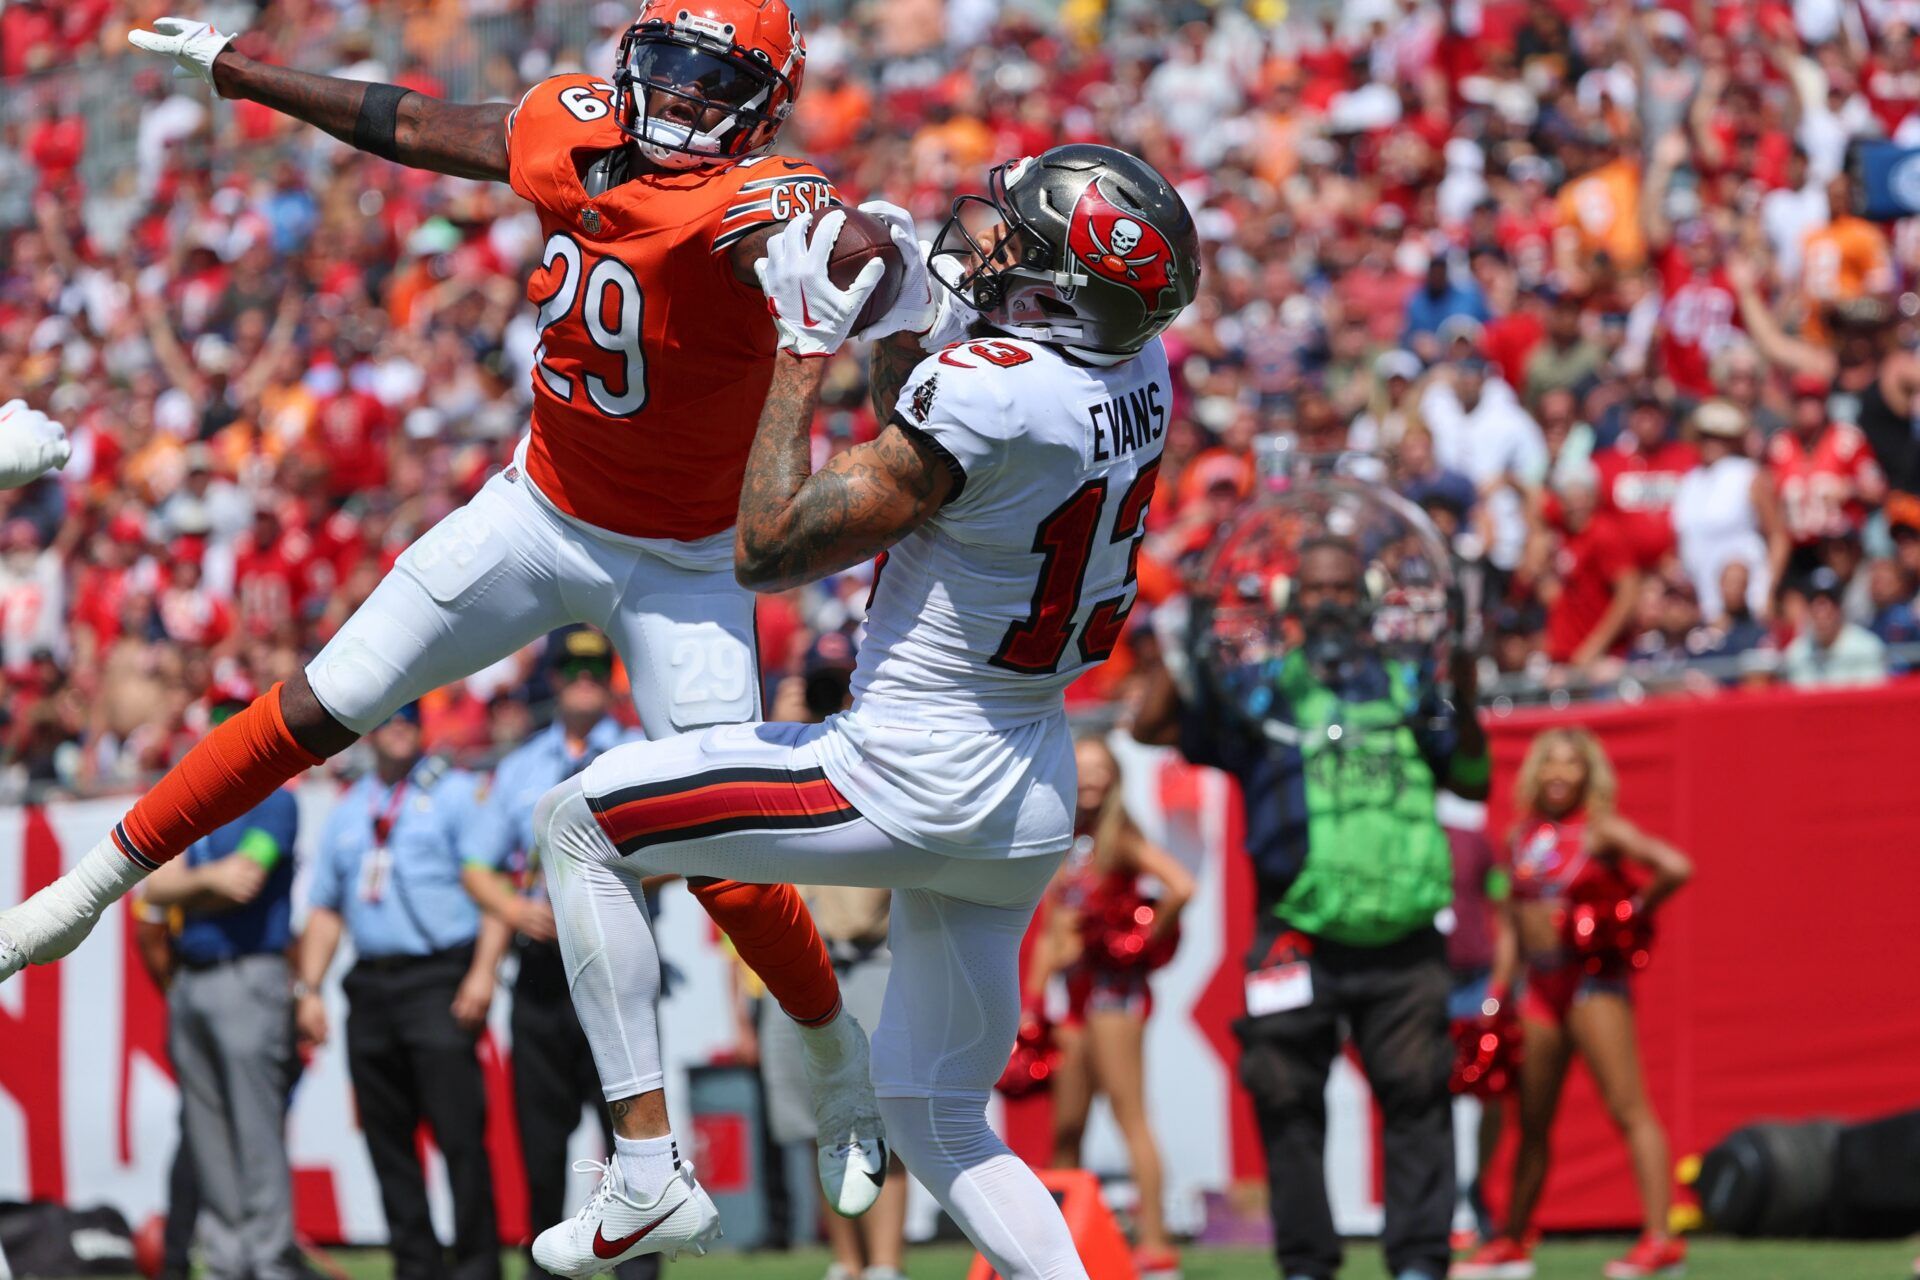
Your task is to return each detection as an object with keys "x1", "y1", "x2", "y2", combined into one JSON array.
[
  {"x1": 614, "y1": 16, "x2": 794, "y2": 170},
  {"x1": 930, "y1": 160, "x2": 1130, "y2": 362}
]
